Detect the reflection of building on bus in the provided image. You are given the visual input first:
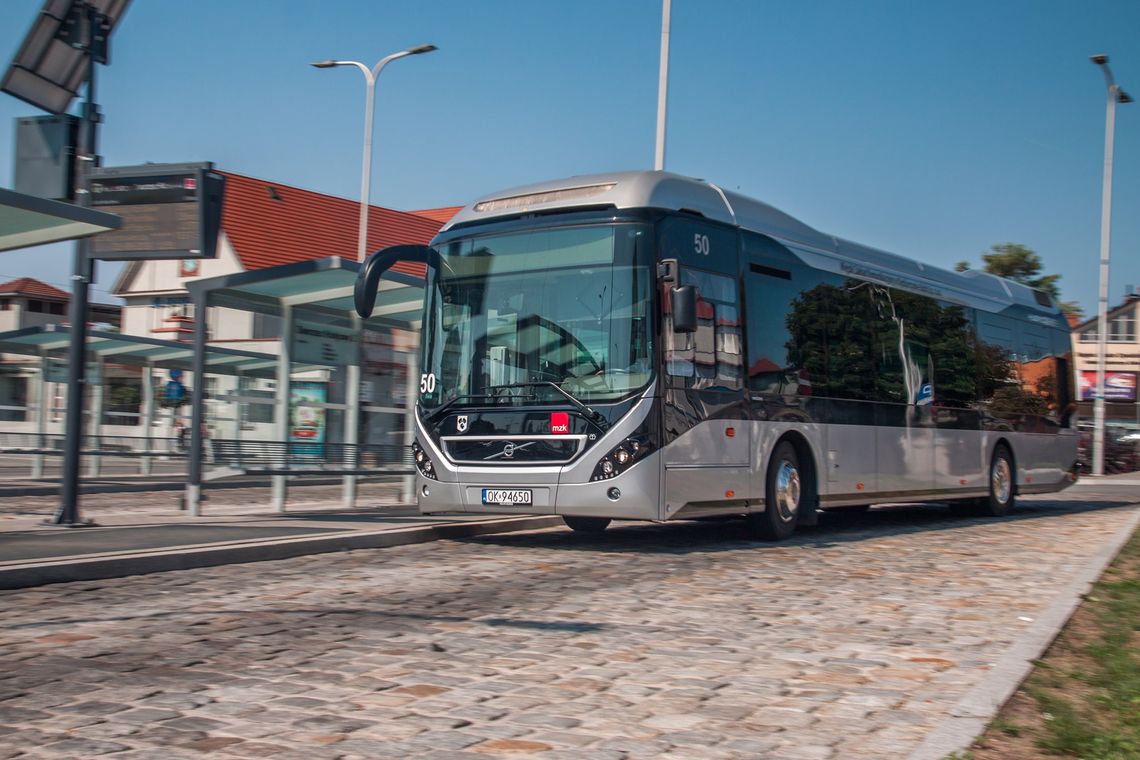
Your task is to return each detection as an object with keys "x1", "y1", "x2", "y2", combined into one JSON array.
[{"x1": 356, "y1": 170, "x2": 1080, "y2": 541}]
